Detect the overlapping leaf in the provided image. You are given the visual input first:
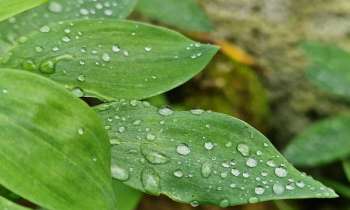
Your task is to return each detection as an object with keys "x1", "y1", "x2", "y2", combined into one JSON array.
[
  {"x1": 0, "y1": 69, "x2": 116, "y2": 210},
  {"x1": 303, "y1": 42, "x2": 350, "y2": 100},
  {"x1": 284, "y1": 115, "x2": 350, "y2": 167},
  {"x1": 0, "y1": 196, "x2": 30, "y2": 210},
  {"x1": 114, "y1": 181, "x2": 143, "y2": 210},
  {"x1": 0, "y1": 0, "x2": 137, "y2": 55},
  {"x1": 343, "y1": 160, "x2": 350, "y2": 182},
  {"x1": 0, "y1": 0, "x2": 46, "y2": 22},
  {"x1": 0, "y1": 19, "x2": 218, "y2": 100},
  {"x1": 137, "y1": 0, "x2": 213, "y2": 32},
  {"x1": 96, "y1": 100, "x2": 336, "y2": 207}
]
